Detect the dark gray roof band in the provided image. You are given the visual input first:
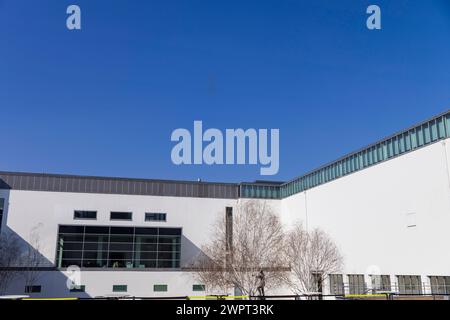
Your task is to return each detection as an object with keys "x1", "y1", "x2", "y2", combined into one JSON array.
[{"x1": 0, "y1": 172, "x2": 239, "y2": 199}]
